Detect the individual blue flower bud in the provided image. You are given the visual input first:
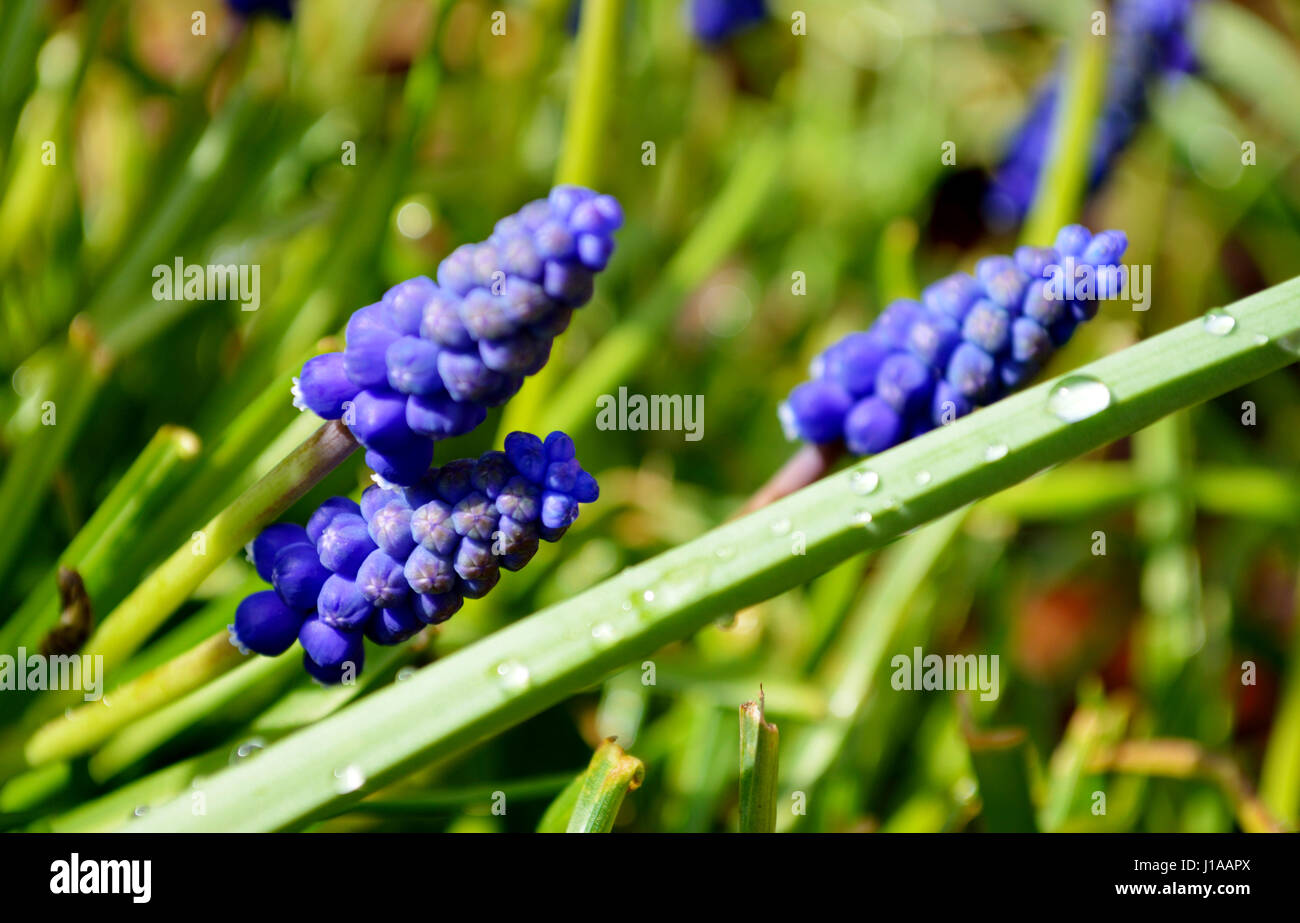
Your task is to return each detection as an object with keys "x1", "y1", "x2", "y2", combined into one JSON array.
[
  {"x1": 1021, "y1": 278, "x2": 1067, "y2": 327},
  {"x1": 383, "y1": 276, "x2": 435, "y2": 336},
  {"x1": 271, "y1": 542, "x2": 331, "y2": 611},
  {"x1": 421, "y1": 290, "x2": 474, "y2": 350},
  {"x1": 316, "y1": 573, "x2": 375, "y2": 630},
  {"x1": 499, "y1": 234, "x2": 544, "y2": 281},
  {"x1": 462, "y1": 571, "x2": 501, "y2": 599},
  {"x1": 453, "y1": 538, "x2": 498, "y2": 582},
  {"x1": 818, "y1": 331, "x2": 891, "y2": 398},
  {"x1": 403, "y1": 545, "x2": 459, "y2": 595},
  {"x1": 349, "y1": 388, "x2": 415, "y2": 454},
  {"x1": 946, "y1": 342, "x2": 999, "y2": 403},
  {"x1": 470, "y1": 451, "x2": 513, "y2": 499},
  {"x1": 307, "y1": 496, "x2": 363, "y2": 545},
  {"x1": 294, "y1": 353, "x2": 358, "y2": 419},
  {"x1": 548, "y1": 185, "x2": 595, "y2": 220},
  {"x1": 299, "y1": 615, "x2": 365, "y2": 681},
  {"x1": 932, "y1": 381, "x2": 972, "y2": 427},
  {"x1": 367, "y1": 501, "x2": 416, "y2": 559},
  {"x1": 249, "y1": 523, "x2": 310, "y2": 582},
  {"x1": 535, "y1": 220, "x2": 576, "y2": 260},
  {"x1": 688, "y1": 0, "x2": 768, "y2": 43},
  {"x1": 413, "y1": 590, "x2": 463, "y2": 625},
  {"x1": 364, "y1": 438, "x2": 434, "y2": 489},
  {"x1": 961, "y1": 300, "x2": 1012, "y2": 355},
  {"x1": 436, "y1": 244, "x2": 477, "y2": 296},
  {"x1": 542, "y1": 260, "x2": 594, "y2": 306},
  {"x1": 504, "y1": 431, "x2": 548, "y2": 483},
  {"x1": 922, "y1": 274, "x2": 981, "y2": 322},
  {"x1": 1054, "y1": 224, "x2": 1092, "y2": 257},
  {"x1": 344, "y1": 327, "x2": 401, "y2": 391},
  {"x1": 479, "y1": 332, "x2": 549, "y2": 375},
  {"x1": 411, "y1": 499, "x2": 460, "y2": 556},
  {"x1": 495, "y1": 476, "x2": 541, "y2": 524},
  {"x1": 540, "y1": 491, "x2": 579, "y2": 532},
  {"x1": 874, "y1": 352, "x2": 934, "y2": 421},
  {"x1": 316, "y1": 514, "x2": 377, "y2": 579},
  {"x1": 365, "y1": 598, "x2": 423, "y2": 645},
  {"x1": 874, "y1": 299, "x2": 926, "y2": 349},
  {"x1": 844, "y1": 397, "x2": 902, "y2": 456},
  {"x1": 976, "y1": 256, "x2": 1027, "y2": 311},
  {"x1": 435, "y1": 459, "x2": 476, "y2": 504},
  {"x1": 778, "y1": 380, "x2": 853, "y2": 444},
  {"x1": 406, "y1": 391, "x2": 488, "y2": 439},
  {"x1": 386, "y1": 336, "x2": 443, "y2": 395},
  {"x1": 1014, "y1": 246, "x2": 1060, "y2": 280},
  {"x1": 499, "y1": 277, "x2": 555, "y2": 326},
  {"x1": 436, "y1": 349, "x2": 507, "y2": 404},
  {"x1": 906, "y1": 312, "x2": 962, "y2": 369},
  {"x1": 576, "y1": 234, "x2": 615, "y2": 272},
  {"x1": 451, "y1": 492, "x2": 500, "y2": 542},
  {"x1": 530, "y1": 305, "x2": 573, "y2": 339},
  {"x1": 231, "y1": 590, "x2": 304, "y2": 657},
  {"x1": 361, "y1": 483, "x2": 405, "y2": 520},
  {"x1": 1010, "y1": 317, "x2": 1053, "y2": 365},
  {"x1": 457, "y1": 289, "x2": 515, "y2": 341},
  {"x1": 356, "y1": 549, "x2": 409, "y2": 607}
]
